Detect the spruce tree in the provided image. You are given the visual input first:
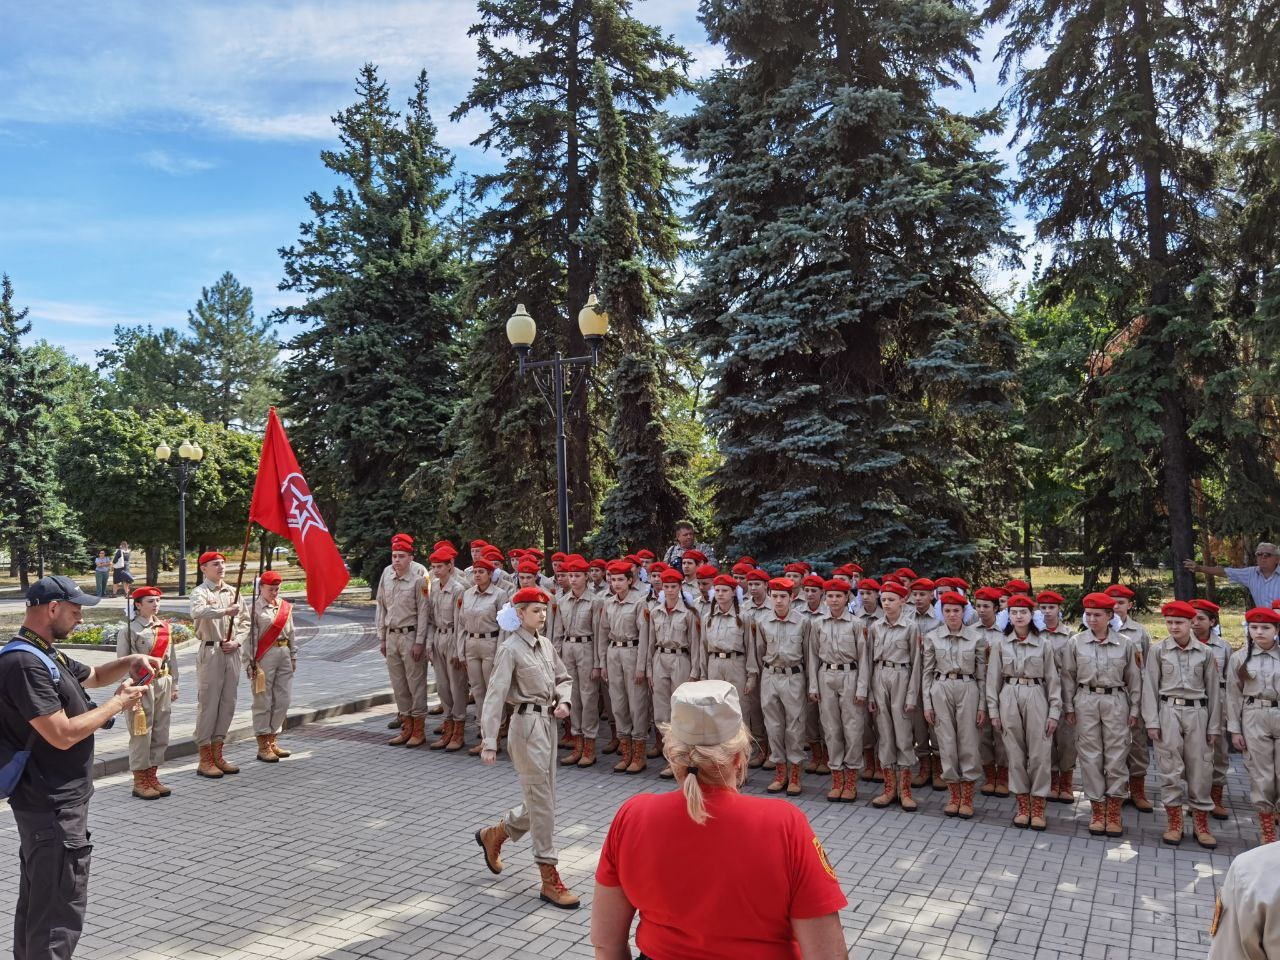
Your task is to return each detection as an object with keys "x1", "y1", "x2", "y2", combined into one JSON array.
[
  {"x1": 276, "y1": 66, "x2": 463, "y2": 585},
  {"x1": 447, "y1": 0, "x2": 690, "y2": 547},
  {"x1": 96, "y1": 324, "x2": 203, "y2": 417},
  {"x1": 675, "y1": 0, "x2": 1020, "y2": 572},
  {"x1": 186, "y1": 272, "x2": 279, "y2": 429}
]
